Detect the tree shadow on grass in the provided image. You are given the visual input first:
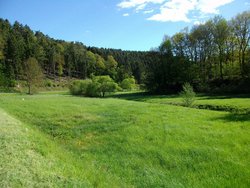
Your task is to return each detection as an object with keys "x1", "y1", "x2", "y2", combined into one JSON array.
[
  {"x1": 211, "y1": 112, "x2": 250, "y2": 122},
  {"x1": 109, "y1": 92, "x2": 178, "y2": 102},
  {"x1": 198, "y1": 93, "x2": 250, "y2": 100}
]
